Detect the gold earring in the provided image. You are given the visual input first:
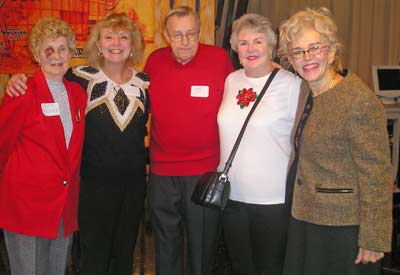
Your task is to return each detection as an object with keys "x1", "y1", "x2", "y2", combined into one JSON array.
[{"x1": 130, "y1": 52, "x2": 133, "y2": 58}]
